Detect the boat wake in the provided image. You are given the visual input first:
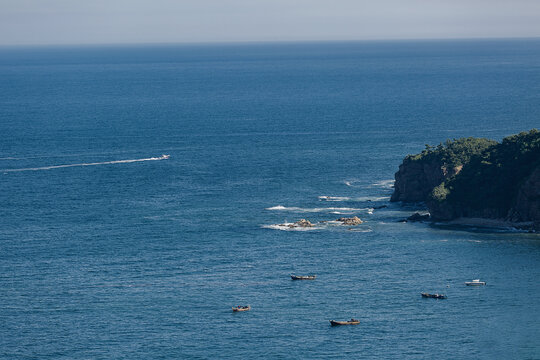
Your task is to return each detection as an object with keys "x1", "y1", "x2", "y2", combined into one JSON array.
[{"x1": 1, "y1": 154, "x2": 170, "y2": 172}]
